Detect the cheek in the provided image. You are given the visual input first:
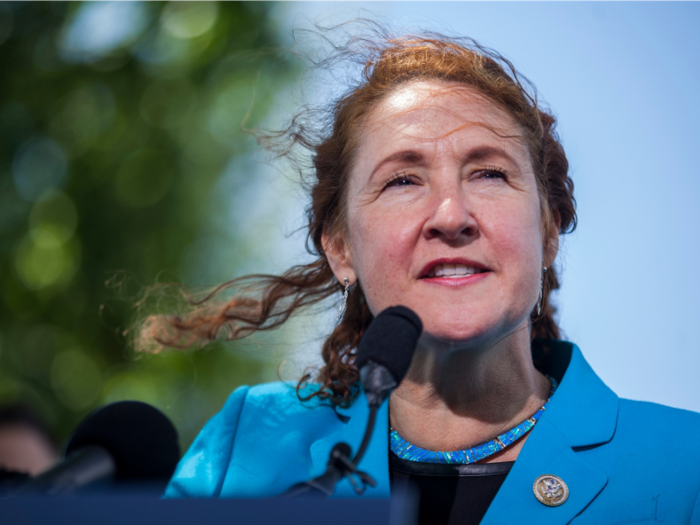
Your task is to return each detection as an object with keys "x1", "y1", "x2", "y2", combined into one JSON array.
[
  {"x1": 493, "y1": 214, "x2": 540, "y2": 260},
  {"x1": 347, "y1": 207, "x2": 420, "y2": 307},
  {"x1": 479, "y1": 197, "x2": 543, "y2": 287}
]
